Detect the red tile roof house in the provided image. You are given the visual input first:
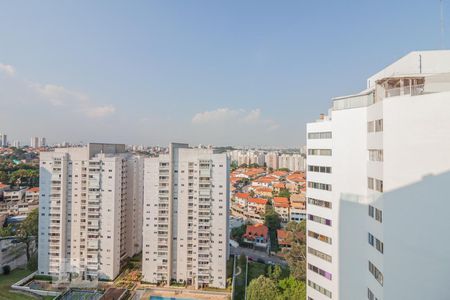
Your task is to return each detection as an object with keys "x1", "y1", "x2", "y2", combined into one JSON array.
[
  {"x1": 277, "y1": 229, "x2": 306, "y2": 251},
  {"x1": 273, "y1": 197, "x2": 290, "y2": 224},
  {"x1": 234, "y1": 192, "x2": 250, "y2": 208},
  {"x1": 243, "y1": 224, "x2": 270, "y2": 252},
  {"x1": 247, "y1": 197, "x2": 269, "y2": 215}
]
